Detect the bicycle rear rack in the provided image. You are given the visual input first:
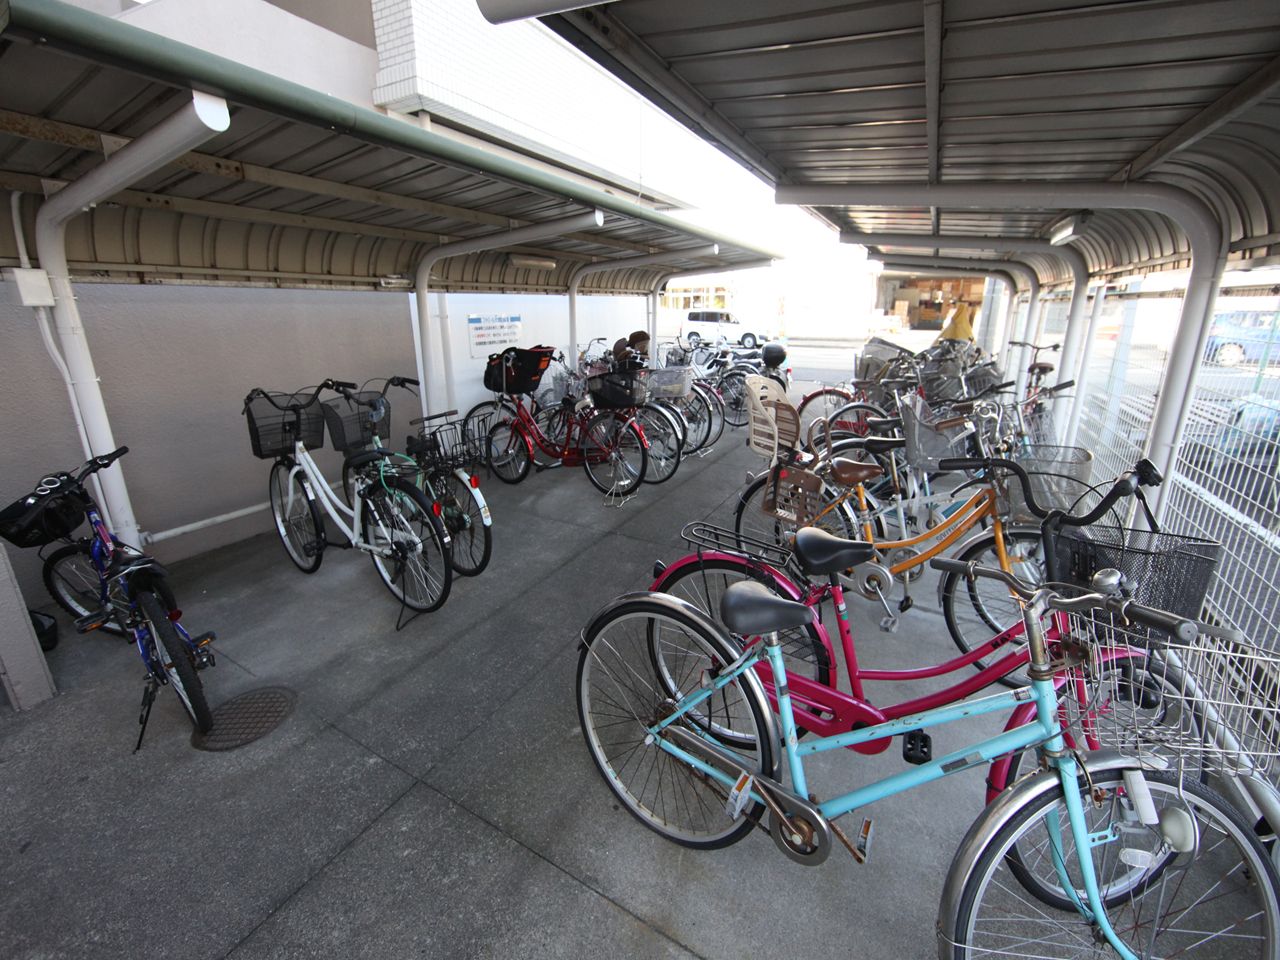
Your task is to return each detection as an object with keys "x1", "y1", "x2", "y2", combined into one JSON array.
[{"x1": 679, "y1": 521, "x2": 793, "y2": 568}]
